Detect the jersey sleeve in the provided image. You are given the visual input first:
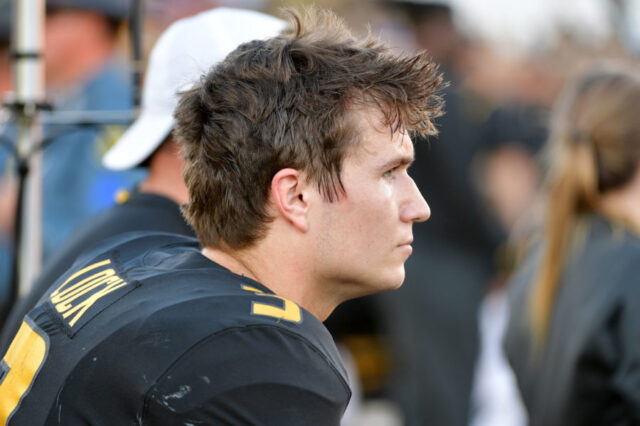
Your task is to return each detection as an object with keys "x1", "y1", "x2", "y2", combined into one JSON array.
[{"x1": 141, "y1": 324, "x2": 351, "y2": 425}]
